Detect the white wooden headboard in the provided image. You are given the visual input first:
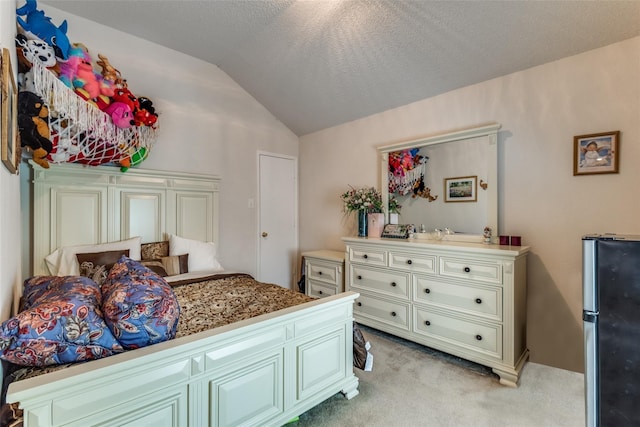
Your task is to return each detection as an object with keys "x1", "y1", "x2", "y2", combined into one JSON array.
[{"x1": 31, "y1": 161, "x2": 220, "y2": 275}]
